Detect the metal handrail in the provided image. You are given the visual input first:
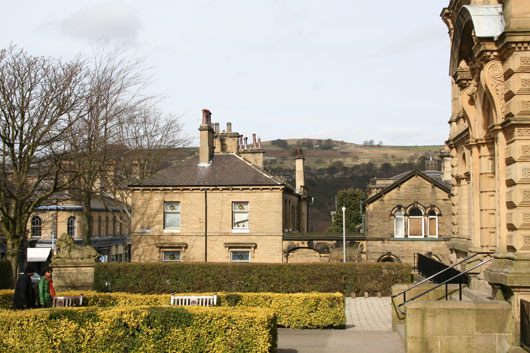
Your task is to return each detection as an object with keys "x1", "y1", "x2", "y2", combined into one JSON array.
[
  {"x1": 392, "y1": 252, "x2": 490, "y2": 301},
  {"x1": 395, "y1": 256, "x2": 493, "y2": 315}
]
